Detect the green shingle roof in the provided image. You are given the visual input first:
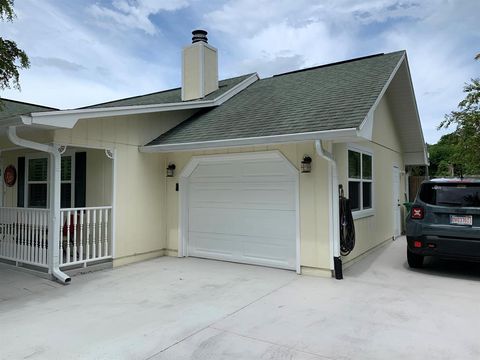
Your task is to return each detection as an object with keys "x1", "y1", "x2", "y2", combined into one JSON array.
[
  {"x1": 146, "y1": 51, "x2": 405, "y2": 147},
  {"x1": 0, "y1": 98, "x2": 57, "y2": 121},
  {"x1": 82, "y1": 74, "x2": 254, "y2": 109}
]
